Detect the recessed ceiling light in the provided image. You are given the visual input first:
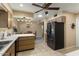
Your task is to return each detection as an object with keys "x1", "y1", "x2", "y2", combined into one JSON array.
[
  {"x1": 20, "y1": 4, "x2": 23, "y2": 7},
  {"x1": 38, "y1": 14, "x2": 42, "y2": 17}
]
